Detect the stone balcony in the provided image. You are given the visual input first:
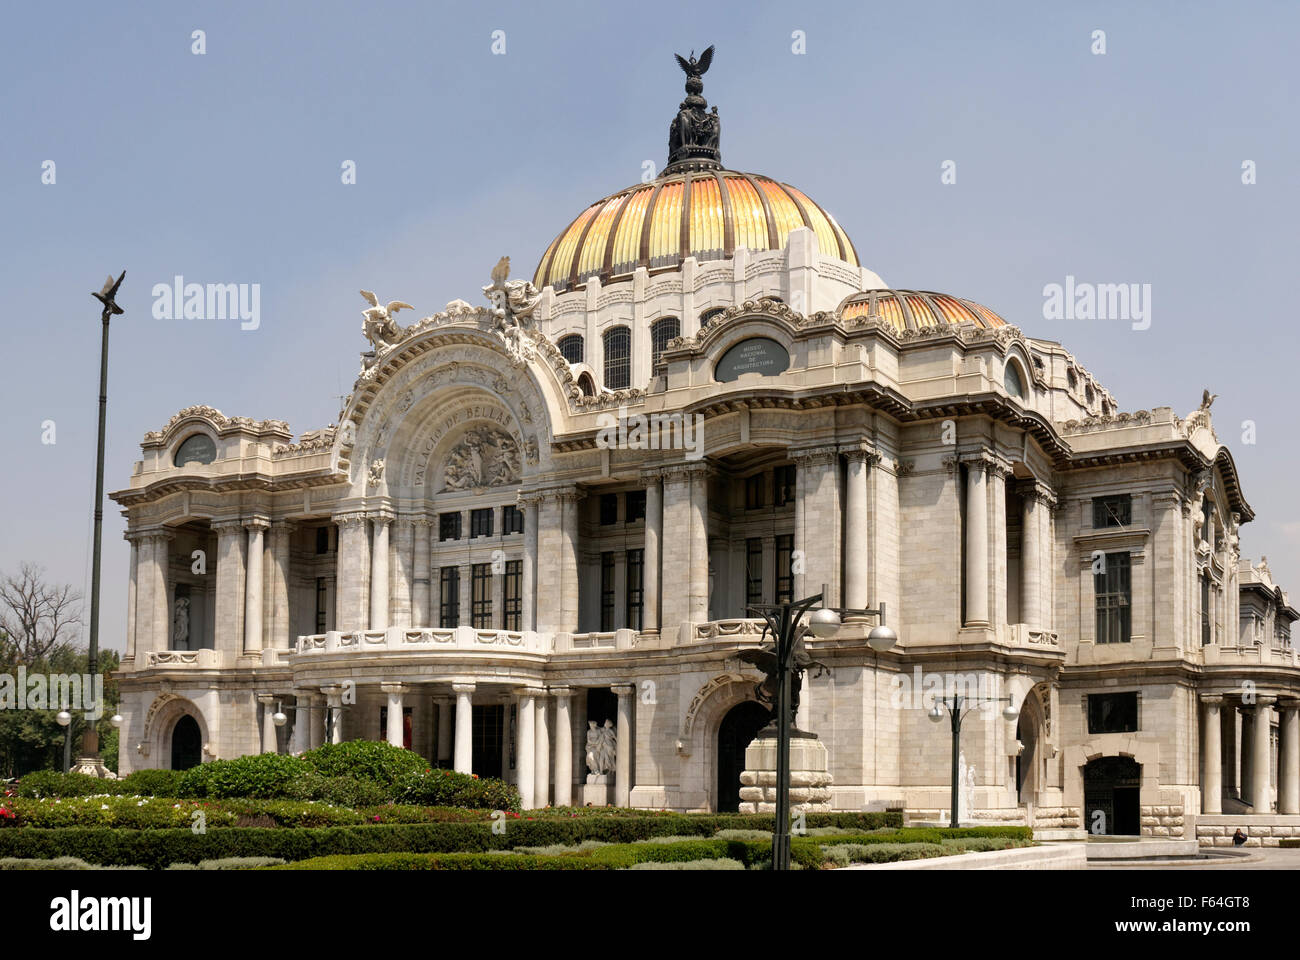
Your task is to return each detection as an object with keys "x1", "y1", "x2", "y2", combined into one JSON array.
[
  {"x1": 1204, "y1": 641, "x2": 1300, "y2": 669},
  {"x1": 294, "y1": 627, "x2": 548, "y2": 656}
]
